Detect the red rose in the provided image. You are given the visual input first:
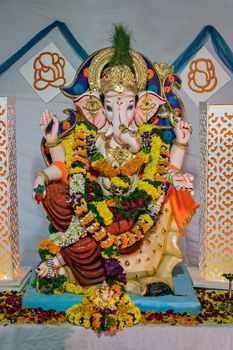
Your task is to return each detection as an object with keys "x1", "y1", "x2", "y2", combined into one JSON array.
[
  {"x1": 115, "y1": 213, "x2": 124, "y2": 220},
  {"x1": 130, "y1": 201, "x2": 137, "y2": 209},
  {"x1": 87, "y1": 186, "x2": 94, "y2": 193},
  {"x1": 137, "y1": 198, "x2": 144, "y2": 206},
  {"x1": 123, "y1": 204, "x2": 129, "y2": 211},
  {"x1": 110, "y1": 207, "x2": 117, "y2": 214}
]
